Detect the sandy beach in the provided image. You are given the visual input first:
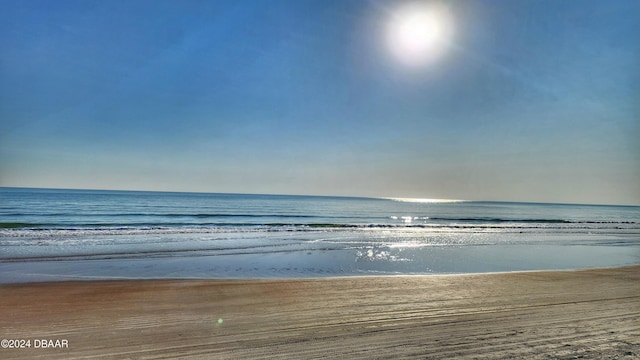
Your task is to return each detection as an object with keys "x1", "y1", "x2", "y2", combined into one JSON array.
[{"x1": 1, "y1": 266, "x2": 639, "y2": 359}]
